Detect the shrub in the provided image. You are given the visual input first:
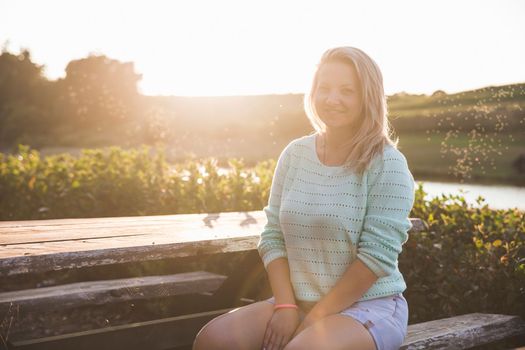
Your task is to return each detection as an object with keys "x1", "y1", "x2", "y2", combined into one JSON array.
[
  {"x1": 0, "y1": 144, "x2": 275, "y2": 220},
  {"x1": 403, "y1": 184, "x2": 525, "y2": 323}
]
